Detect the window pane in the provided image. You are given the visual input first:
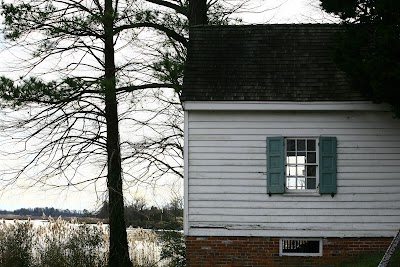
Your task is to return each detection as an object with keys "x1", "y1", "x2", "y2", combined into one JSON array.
[
  {"x1": 287, "y1": 140, "x2": 295, "y2": 151},
  {"x1": 297, "y1": 152, "x2": 306, "y2": 164},
  {"x1": 297, "y1": 178, "x2": 306, "y2": 189},
  {"x1": 287, "y1": 165, "x2": 296, "y2": 176},
  {"x1": 307, "y1": 178, "x2": 316, "y2": 189},
  {"x1": 286, "y1": 177, "x2": 297, "y2": 189},
  {"x1": 307, "y1": 152, "x2": 316, "y2": 163},
  {"x1": 307, "y1": 140, "x2": 316, "y2": 151},
  {"x1": 287, "y1": 152, "x2": 296, "y2": 164},
  {"x1": 307, "y1": 165, "x2": 316, "y2": 177},
  {"x1": 287, "y1": 156, "x2": 297, "y2": 164},
  {"x1": 297, "y1": 166, "x2": 305, "y2": 176},
  {"x1": 297, "y1": 140, "x2": 306, "y2": 151}
]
